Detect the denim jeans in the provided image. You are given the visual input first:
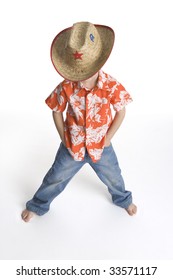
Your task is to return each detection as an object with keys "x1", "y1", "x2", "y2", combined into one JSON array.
[{"x1": 26, "y1": 143, "x2": 132, "y2": 215}]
